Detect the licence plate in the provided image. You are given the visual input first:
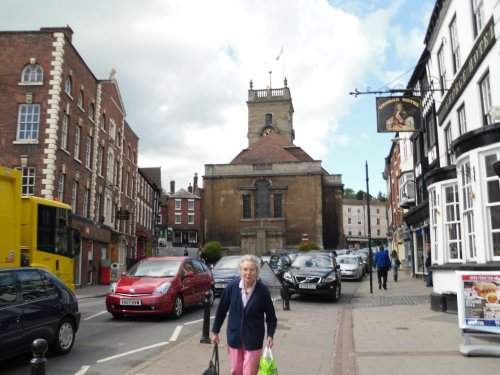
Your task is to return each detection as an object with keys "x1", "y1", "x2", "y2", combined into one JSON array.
[
  {"x1": 299, "y1": 283, "x2": 317, "y2": 290},
  {"x1": 215, "y1": 283, "x2": 227, "y2": 289},
  {"x1": 120, "y1": 299, "x2": 141, "y2": 306}
]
